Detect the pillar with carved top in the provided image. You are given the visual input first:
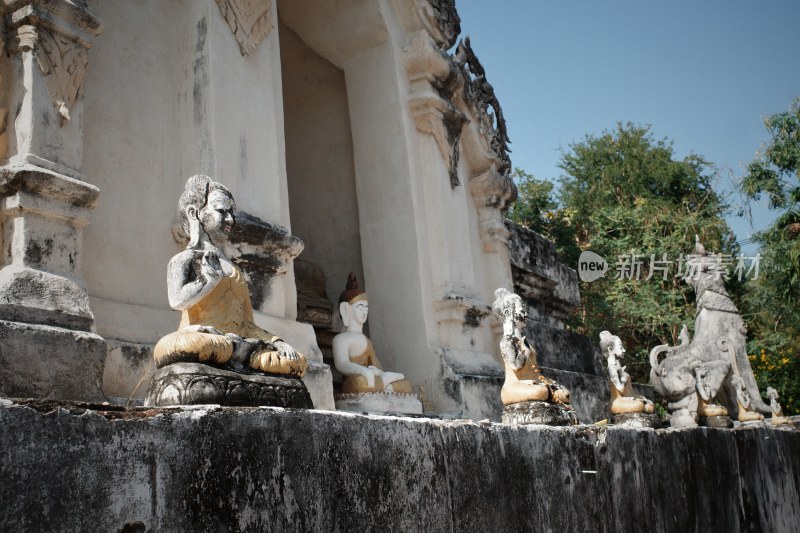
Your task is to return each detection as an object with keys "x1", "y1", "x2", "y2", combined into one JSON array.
[{"x1": 0, "y1": 0, "x2": 105, "y2": 400}]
